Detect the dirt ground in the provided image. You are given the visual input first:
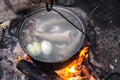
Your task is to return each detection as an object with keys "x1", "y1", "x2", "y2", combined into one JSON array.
[{"x1": 0, "y1": 0, "x2": 120, "y2": 80}]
